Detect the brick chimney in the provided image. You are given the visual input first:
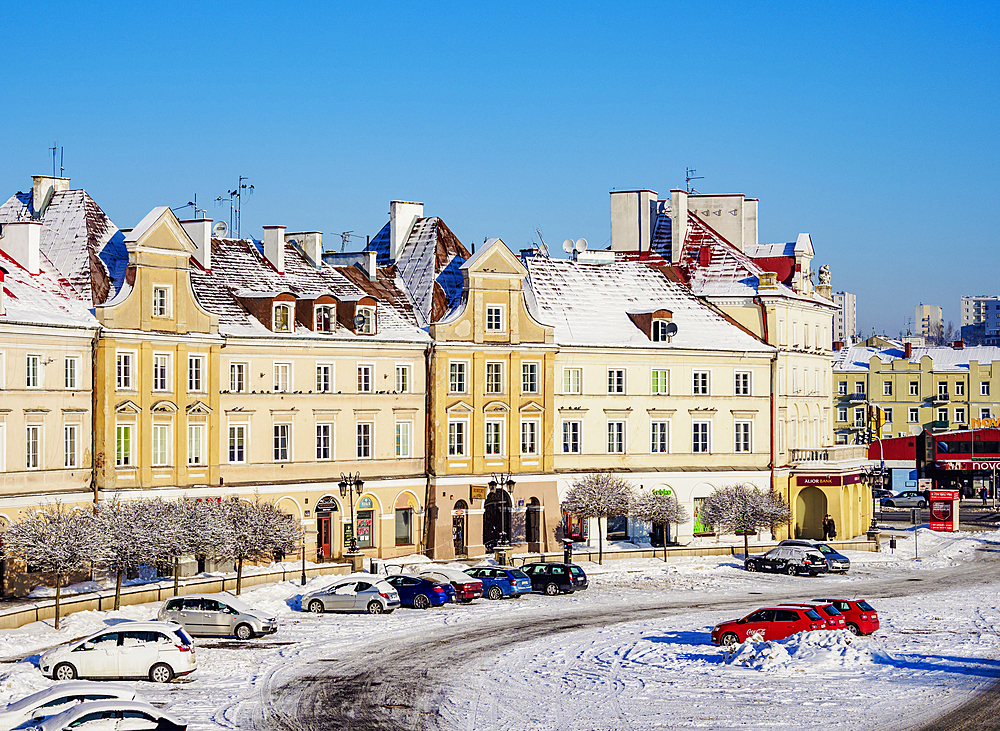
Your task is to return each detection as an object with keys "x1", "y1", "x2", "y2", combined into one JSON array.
[
  {"x1": 262, "y1": 225, "x2": 286, "y2": 274},
  {"x1": 833, "y1": 341, "x2": 844, "y2": 351},
  {"x1": 905, "y1": 342, "x2": 913, "y2": 359},
  {"x1": 954, "y1": 340, "x2": 964, "y2": 349},
  {"x1": 1, "y1": 220, "x2": 42, "y2": 274}
]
